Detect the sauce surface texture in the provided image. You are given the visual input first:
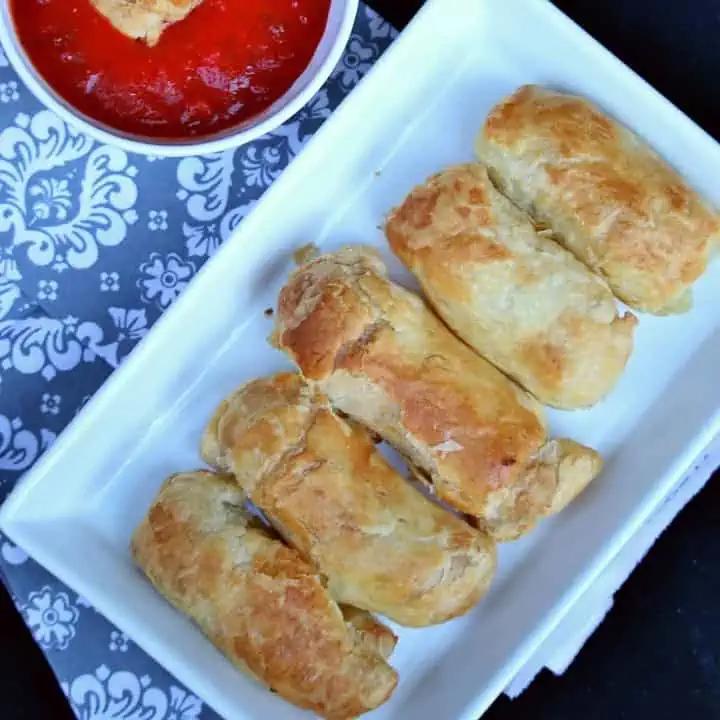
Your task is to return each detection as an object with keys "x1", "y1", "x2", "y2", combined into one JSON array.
[{"x1": 11, "y1": 0, "x2": 331, "y2": 138}]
